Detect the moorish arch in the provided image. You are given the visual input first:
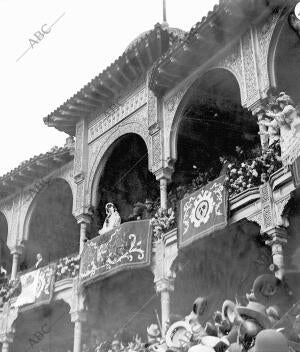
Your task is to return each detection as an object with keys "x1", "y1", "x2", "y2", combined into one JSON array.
[
  {"x1": 85, "y1": 268, "x2": 159, "y2": 343},
  {"x1": 168, "y1": 68, "x2": 258, "y2": 188},
  {"x1": 268, "y1": 9, "x2": 300, "y2": 102},
  {"x1": 12, "y1": 300, "x2": 73, "y2": 352},
  {"x1": 21, "y1": 178, "x2": 79, "y2": 270},
  {"x1": 0, "y1": 212, "x2": 11, "y2": 273},
  {"x1": 88, "y1": 121, "x2": 151, "y2": 208},
  {"x1": 89, "y1": 133, "x2": 158, "y2": 235}
]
